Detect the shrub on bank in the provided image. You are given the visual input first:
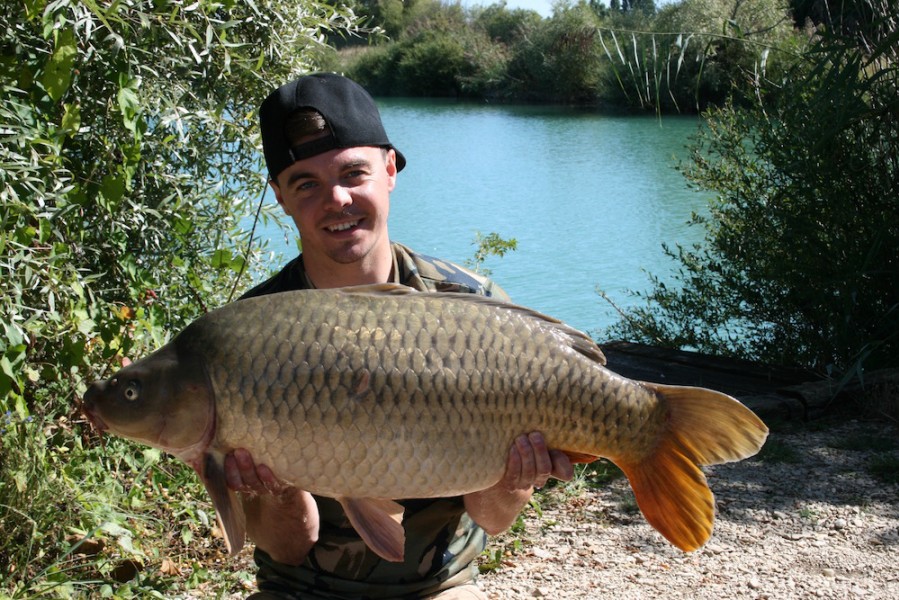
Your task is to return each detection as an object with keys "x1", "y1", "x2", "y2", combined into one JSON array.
[
  {"x1": 344, "y1": 0, "x2": 802, "y2": 110},
  {"x1": 604, "y1": 0, "x2": 899, "y2": 380},
  {"x1": 0, "y1": 0, "x2": 355, "y2": 595}
]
